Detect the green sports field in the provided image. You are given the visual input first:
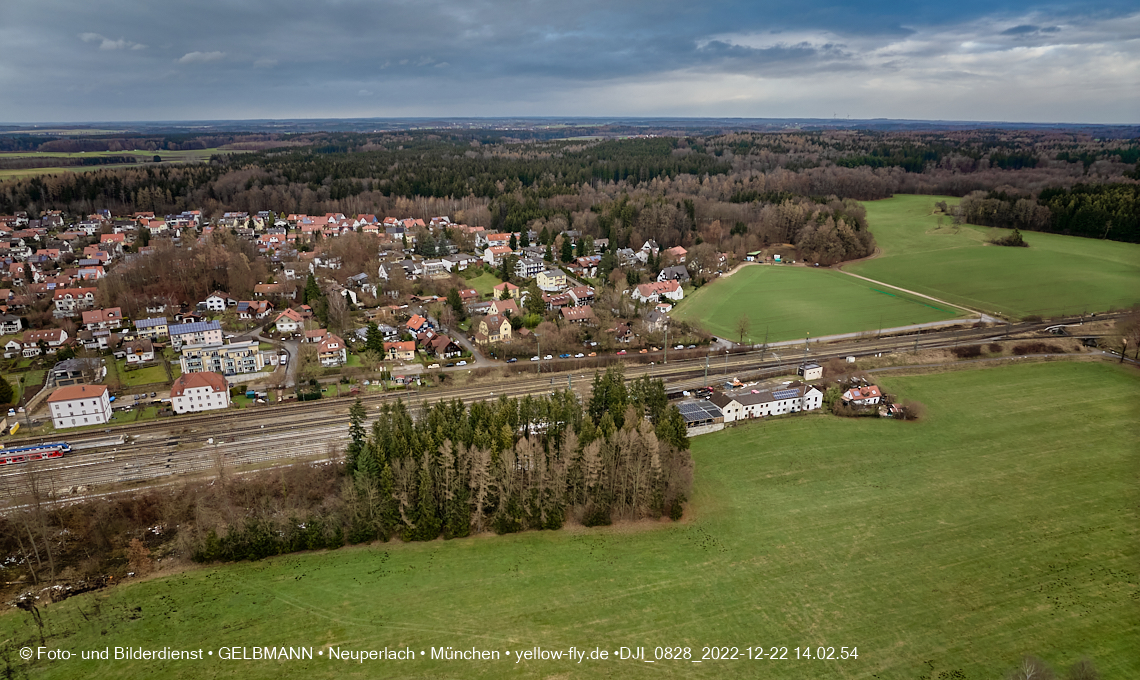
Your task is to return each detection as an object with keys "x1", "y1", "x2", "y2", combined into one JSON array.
[
  {"x1": 671, "y1": 265, "x2": 962, "y2": 343},
  {"x1": 848, "y1": 195, "x2": 1140, "y2": 319},
  {"x1": 4, "y1": 360, "x2": 1135, "y2": 679}
]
